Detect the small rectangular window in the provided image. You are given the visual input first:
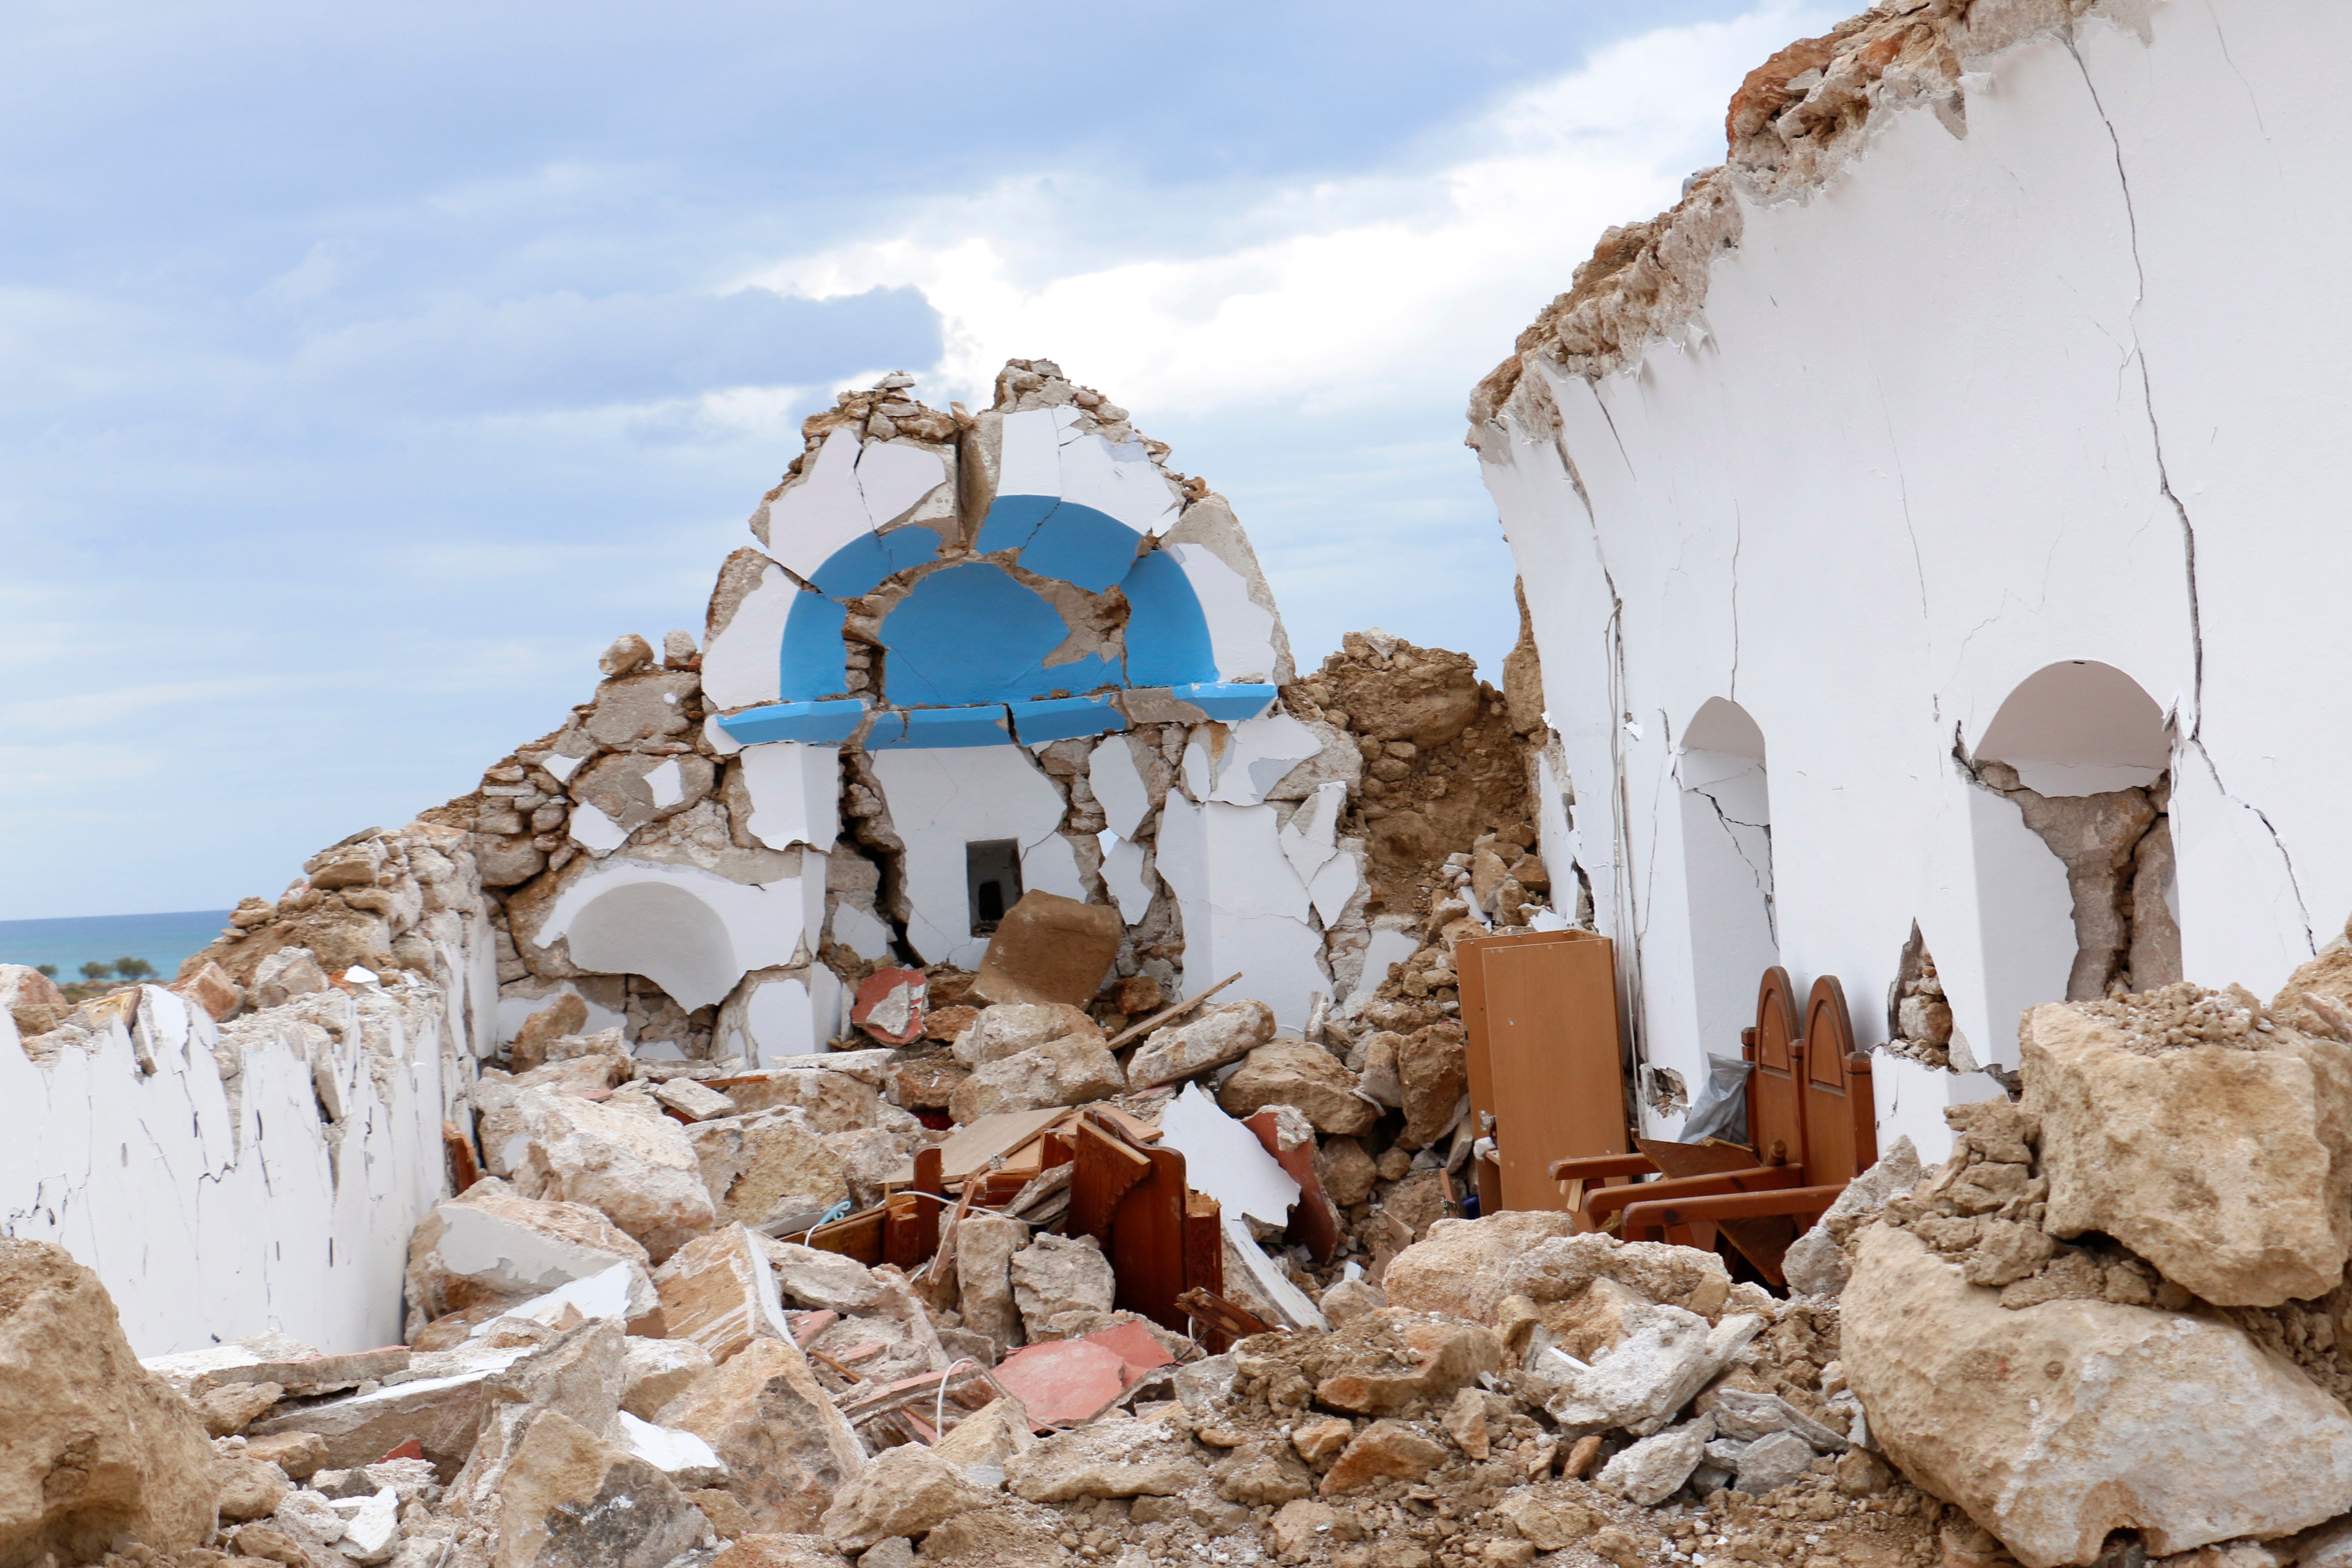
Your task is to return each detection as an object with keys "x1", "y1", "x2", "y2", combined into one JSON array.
[{"x1": 966, "y1": 840, "x2": 1023, "y2": 934}]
